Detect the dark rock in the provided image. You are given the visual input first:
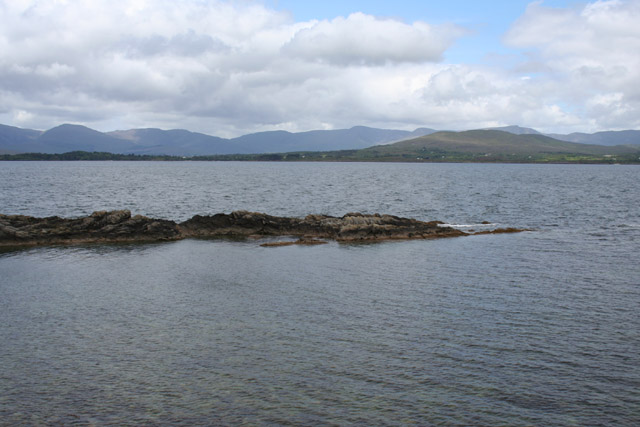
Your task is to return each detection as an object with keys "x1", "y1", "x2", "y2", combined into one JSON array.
[
  {"x1": 0, "y1": 210, "x2": 181, "y2": 247},
  {"x1": 179, "y1": 211, "x2": 463, "y2": 242},
  {"x1": 179, "y1": 211, "x2": 303, "y2": 238},
  {"x1": 0, "y1": 210, "x2": 525, "y2": 248}
]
